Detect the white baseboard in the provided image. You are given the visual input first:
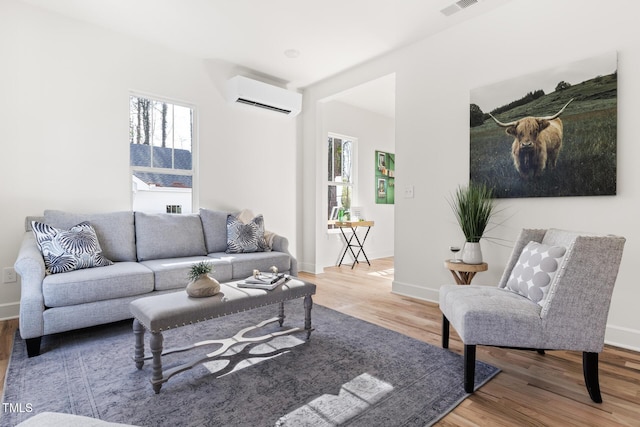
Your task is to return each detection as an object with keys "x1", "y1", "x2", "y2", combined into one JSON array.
[
  {"x1": 391, "y1": 280, "x2": 439, "y2": 303},
  {"x1": 605, "y1": 324, "x2": 640, "y2": 352},
  {"x1": 366, "y1": 250, "x2": 395, "y2": 261},
  {"x1": 298, "y1": 262, "x2": 321, "y2": 275},
  {"x1": 0, "y1": 302, "x2": 19, "y2": 321}
]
